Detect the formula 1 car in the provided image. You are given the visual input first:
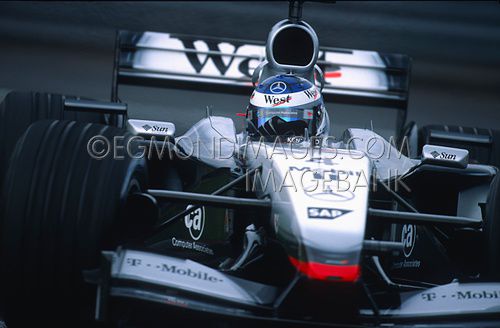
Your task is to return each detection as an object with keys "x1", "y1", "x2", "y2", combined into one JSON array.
[{"x1": 1, "y1": 1, "x2": 500, "y2": 327}]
